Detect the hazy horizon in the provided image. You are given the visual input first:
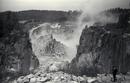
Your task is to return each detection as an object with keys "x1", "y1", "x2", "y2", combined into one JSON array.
[{"x1": 0, "y1": 0, "x2": 130, "y2": 12}]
